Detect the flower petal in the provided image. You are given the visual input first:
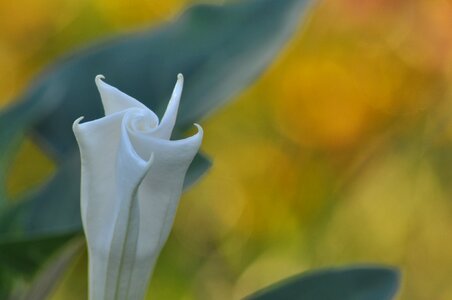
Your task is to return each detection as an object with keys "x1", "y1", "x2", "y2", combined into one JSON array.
[
  {"x1": 104, "y1": 122, "x2": 153, "y2": 300},
  {"x1": 73, "y1": 113, "x2": 125, "y2": 245},
  {"x1": 125, "y1": 125, "x2": 203, "y2": 298},
  {"x1": 95, "y1": 75, "x2": 159, "y2": 127},
  {"x1": 152, "y1": 73, "x2": 184, "y2": 140},
  {"x1": 73, "y1": 113, "x2": 153, "y2": 299}
]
